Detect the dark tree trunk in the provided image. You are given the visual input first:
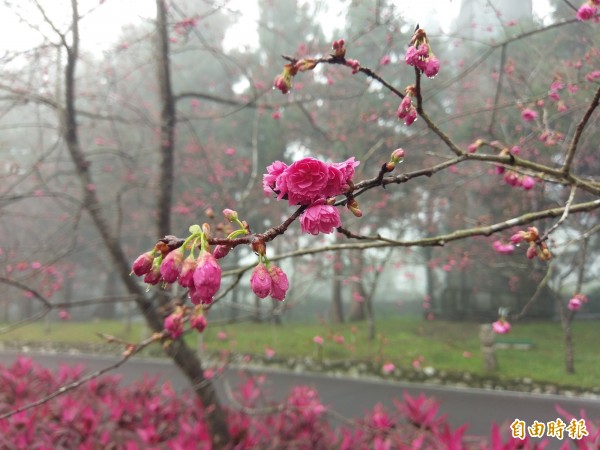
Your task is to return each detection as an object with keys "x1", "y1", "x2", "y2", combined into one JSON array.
[
  {"x1": 330, "y1": 252, "x2": 344, "y2": 323},
  {"x1": 57, "y1": 1, "x2": 232, "y2": 446}
]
